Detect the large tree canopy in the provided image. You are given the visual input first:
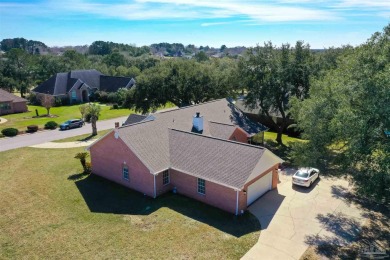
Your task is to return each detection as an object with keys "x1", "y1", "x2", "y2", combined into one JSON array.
[
  {"x1": 290, "y1": 25, "x2": 390, "y2": 203},
  {"x1": 239, "y1": 41, "x2": 312, "y2": 145}
]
